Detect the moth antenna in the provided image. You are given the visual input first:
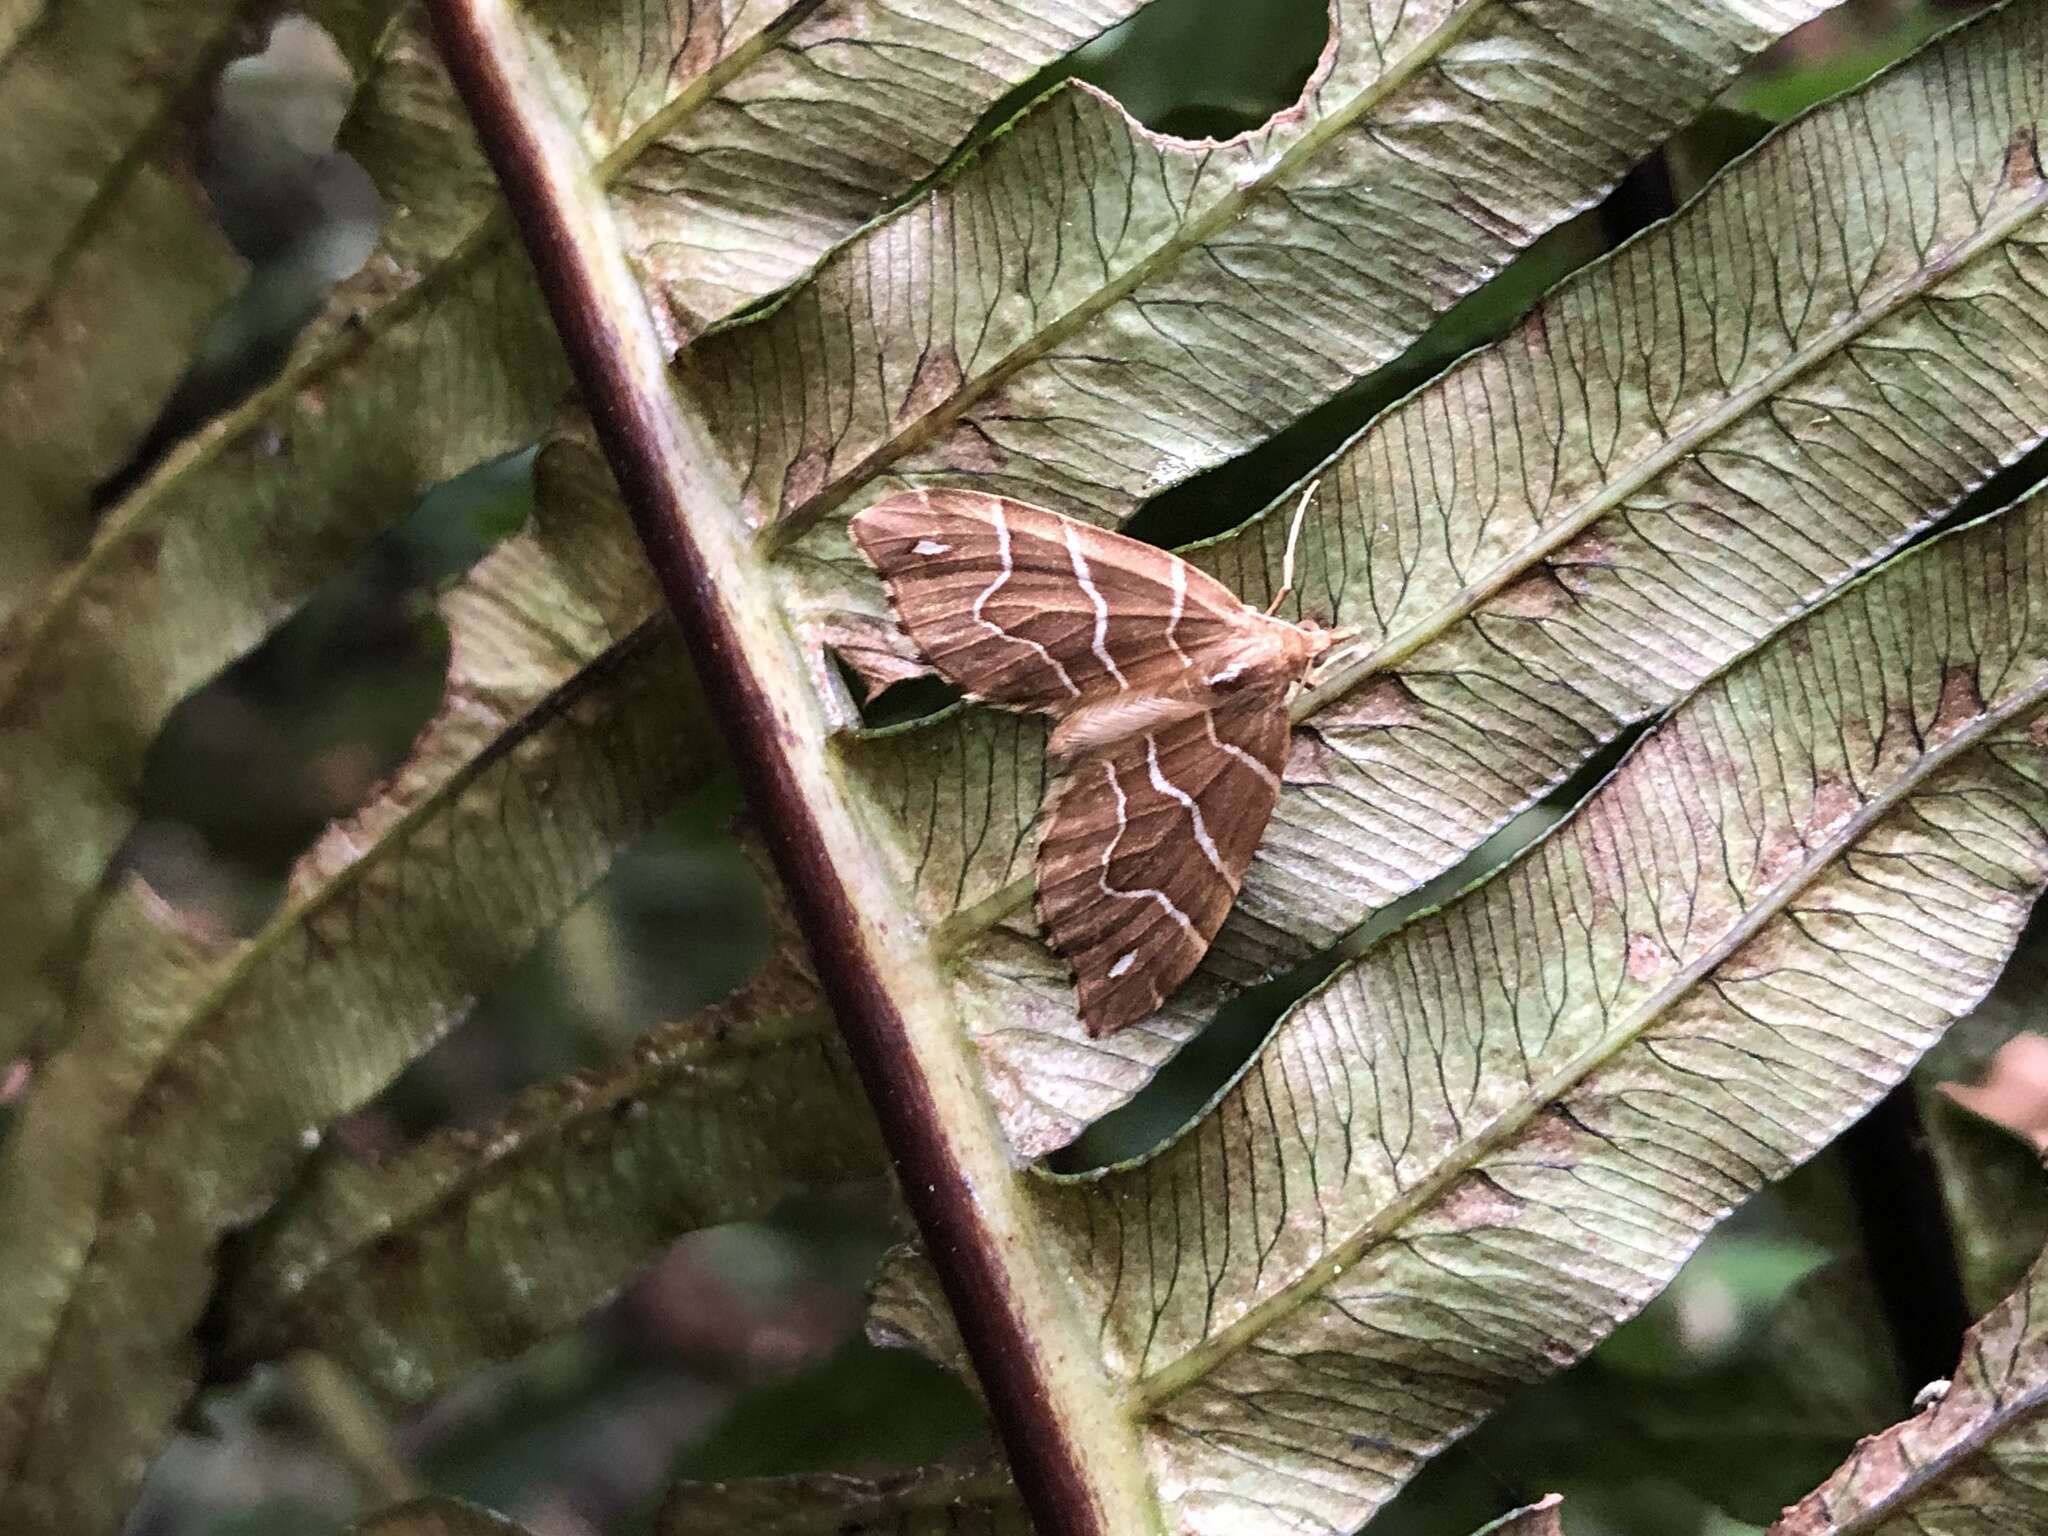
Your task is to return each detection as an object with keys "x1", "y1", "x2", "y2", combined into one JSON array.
[{"x1": 1266, "y1": 478, "x2": 1319, "y2": 616}]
